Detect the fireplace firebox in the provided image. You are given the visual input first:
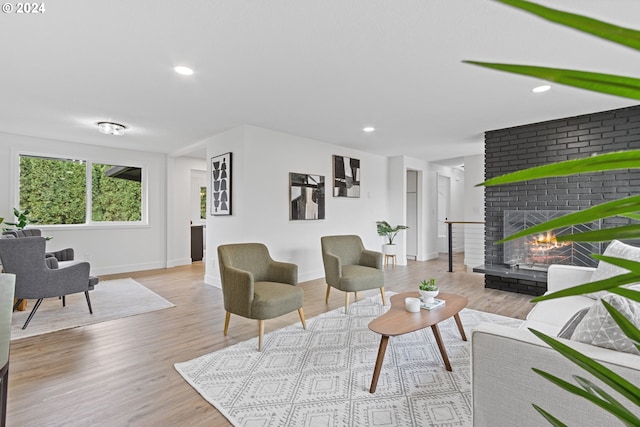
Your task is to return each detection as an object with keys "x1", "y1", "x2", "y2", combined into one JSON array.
[{"x1": 503, "y1": 210, "x2": 601, "y2": 271}]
